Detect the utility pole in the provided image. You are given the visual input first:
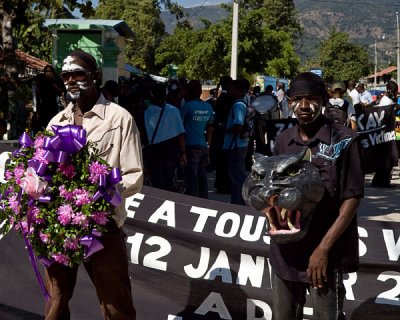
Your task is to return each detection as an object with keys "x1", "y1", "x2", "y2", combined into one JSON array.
[
  {"x1": 396, "y1": 12, "x2": 400, "y2": 85},
  {"x1": 374, "y1": 40, "x2": 377, "y2": 89},
  {"x1": 230, "y1": 0, "x2": 239, "y2": 80}
]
